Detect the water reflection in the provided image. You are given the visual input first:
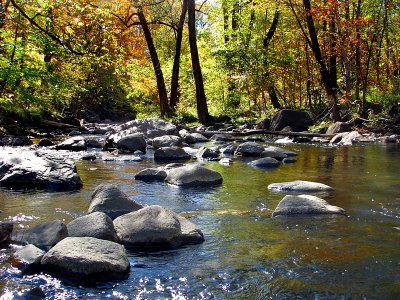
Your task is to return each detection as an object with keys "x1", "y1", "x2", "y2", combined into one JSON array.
[{"x1": 1, "y1": 143, "x2": 400, "y2": 298}]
